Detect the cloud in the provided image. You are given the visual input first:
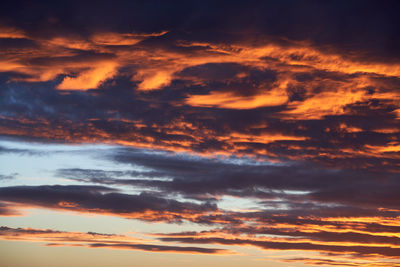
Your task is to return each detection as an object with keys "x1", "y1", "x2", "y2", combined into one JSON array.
[
  {"x1": 48, "y1": 148, "x2": 400, "y2": 266},
  {"x1": 158, "y1": 235, "x2": 400, "y2": 258},
  {"x1": 0, "y1": 203, "x2": 21, "y2": 216},
  {"x1": 87, "y1": 243, "x2": 228, "y2": 254},
  {"x1": 0, "y1": 1, "x2": 400, "y2": 266},
  {"x1": 1, "y1": 14, "x2": 400, "y2": 171},
  {"x1": 55, "y1": 148, "x2": 400, "y2": 210},
  {"x1": 282, "y1": 257, "x2": 400, "y2": 267},
  {"x1": 56, "y1": 61, "x2": 119, "y2": 90},
  {"x1": 0, "y1": 226, "x2": 228, "y2": 254},
  {"x1": 0, "y1": 173, "x2": 17, "y2": 181},
  {"x1": 0, "y1": 66, "x2": 398, "y2": 170},
  {"x1": 0, "y1": 185, "x2": 217, "y2": 222}
]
